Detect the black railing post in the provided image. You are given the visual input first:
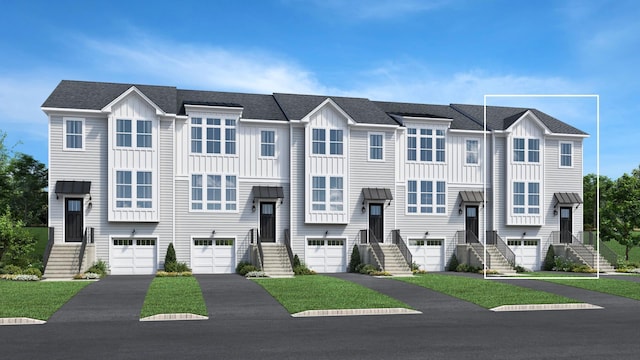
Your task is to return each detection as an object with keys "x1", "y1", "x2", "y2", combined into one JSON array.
[{"x1": 43, "y1": 227, "x2": 55, "y2": 270}]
